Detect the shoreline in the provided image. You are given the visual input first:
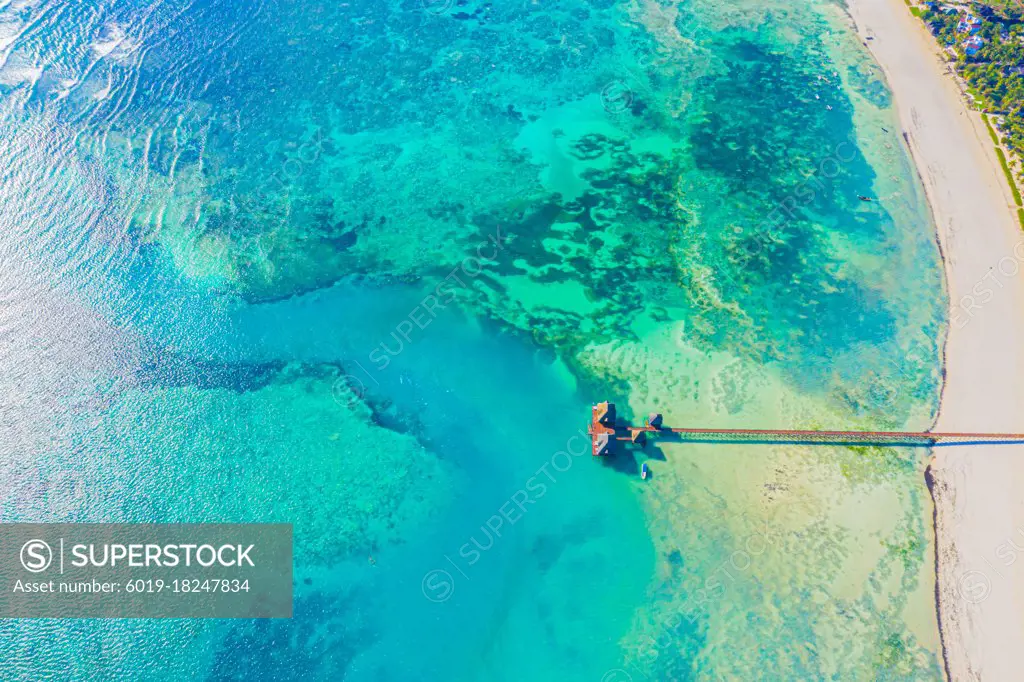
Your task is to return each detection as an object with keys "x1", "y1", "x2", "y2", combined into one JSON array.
[{"x1": 846, "y1": 0, "x2": 1024, "y2": 679}]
